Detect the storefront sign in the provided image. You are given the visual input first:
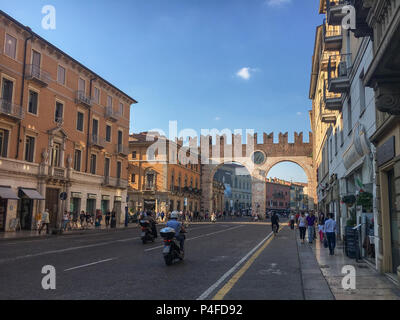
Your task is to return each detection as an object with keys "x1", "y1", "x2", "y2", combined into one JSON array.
[
  {"x1": 377, "y1": 136, "x2": 395, "y2": 167},
  {"x1": 88, "y1": 194, "x2": 97, "y2": 199},
  {"x1": 71, "y1": 192, "x2": 82, "y2": 198},
  {"x1": 114, "y1": 196, "x2": 122, "y2": 202},
  {"x1": 102, "y1": 195, "x2": 111, "y2": 201}
]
